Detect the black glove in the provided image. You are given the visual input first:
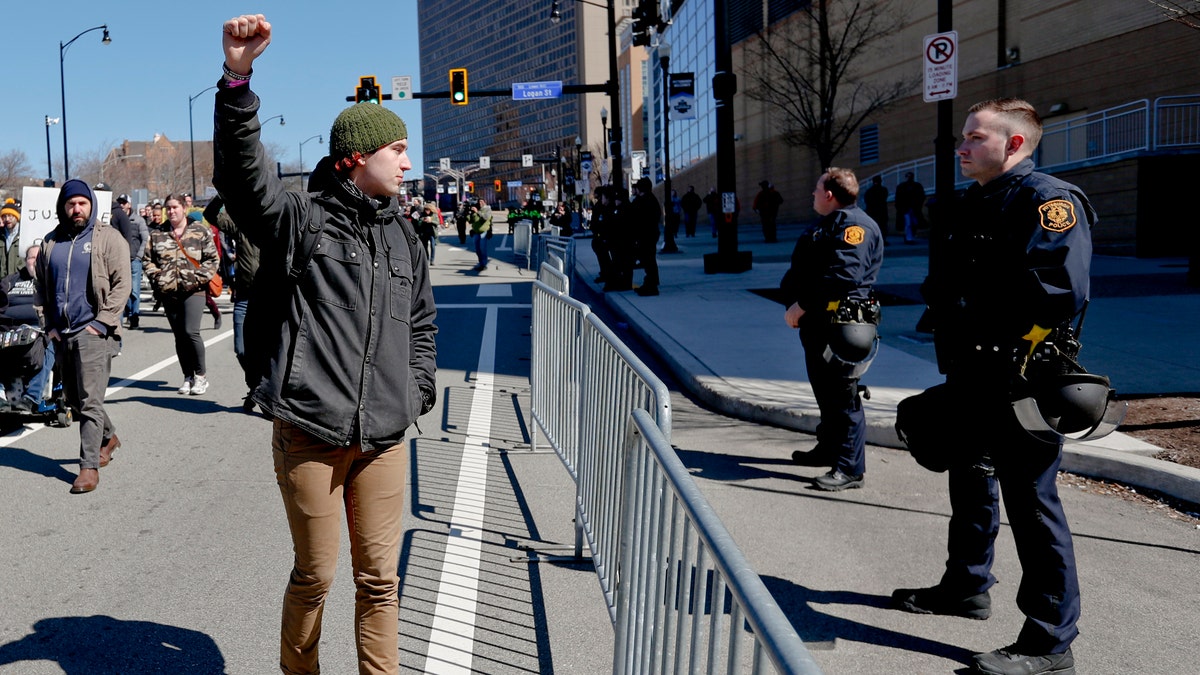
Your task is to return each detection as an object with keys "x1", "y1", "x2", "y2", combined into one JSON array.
[{"x1": 420, "y1": 387, "x2": 436, "y2": 415}]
